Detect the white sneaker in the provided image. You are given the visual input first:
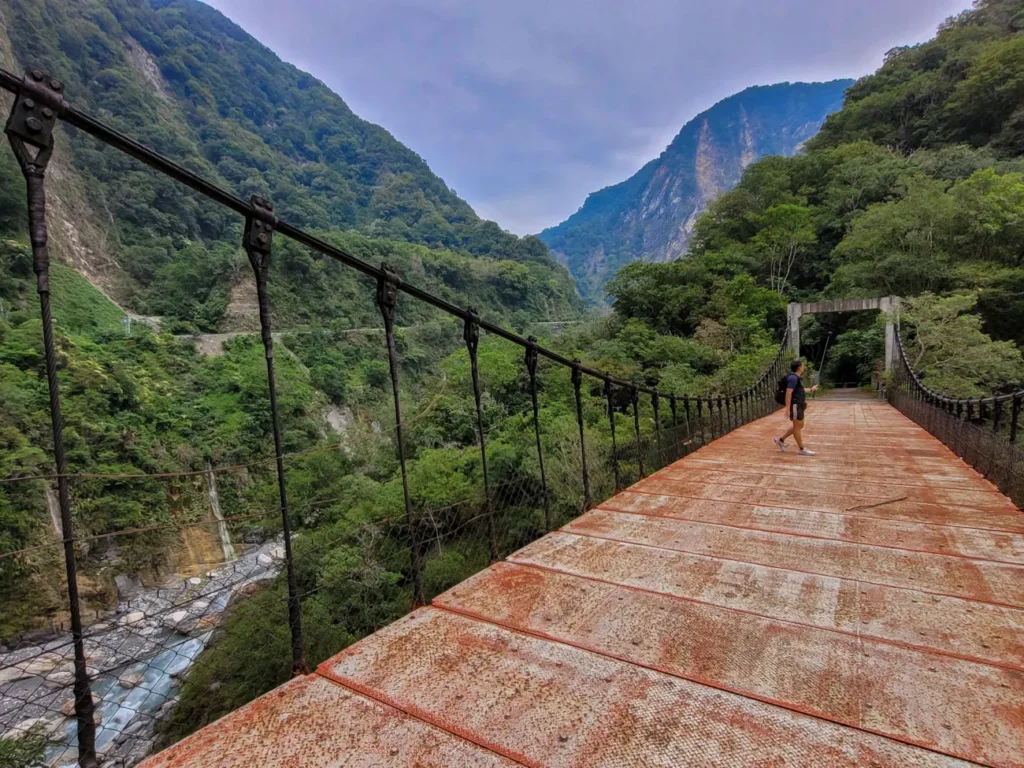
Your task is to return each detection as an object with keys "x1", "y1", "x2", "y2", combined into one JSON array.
[
  {"x1": 798, "y1": 448, "x2": 816, "y2": 456},
  {"x1": 774, "y1": 438, "x2": 786, "y2": 452}
]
